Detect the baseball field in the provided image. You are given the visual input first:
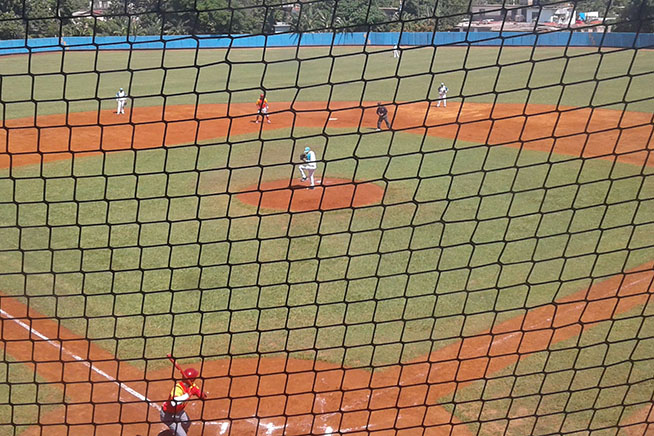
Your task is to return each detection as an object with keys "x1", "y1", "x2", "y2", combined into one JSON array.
[{"x1": 0, "y1": 44, "x2": 653, "y2": 436}]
